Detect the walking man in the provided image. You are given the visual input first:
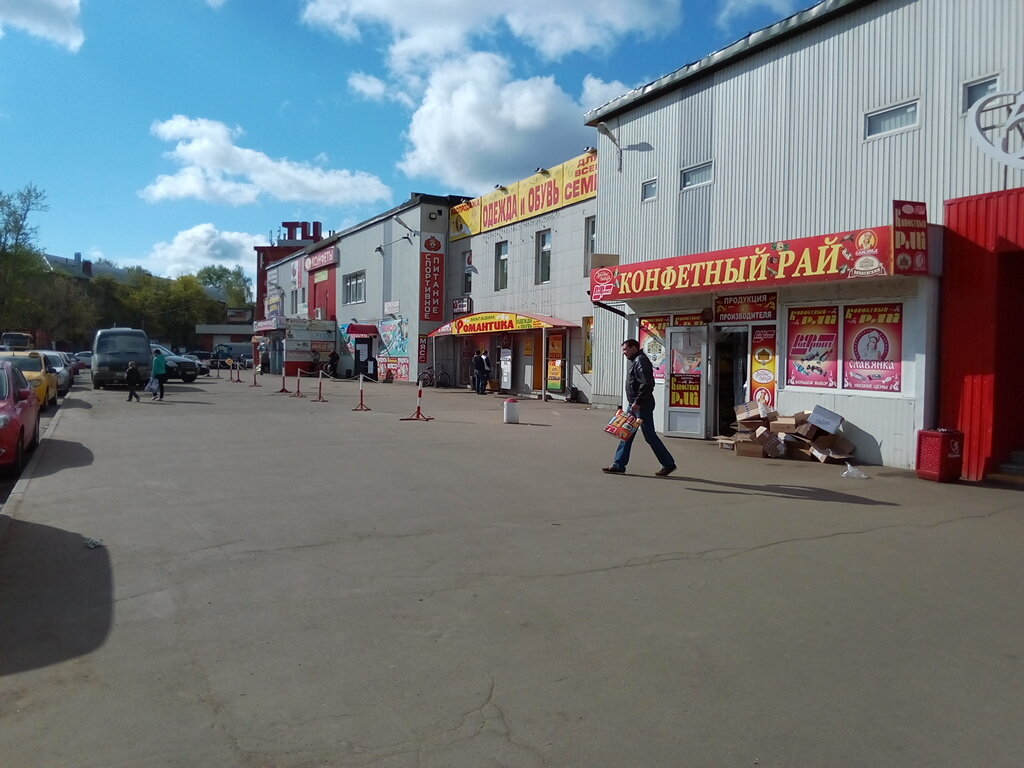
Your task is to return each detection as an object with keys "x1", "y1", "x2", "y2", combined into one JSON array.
[{"x1": 602, "y1": 339, "x2": 677, "y2": 476}]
